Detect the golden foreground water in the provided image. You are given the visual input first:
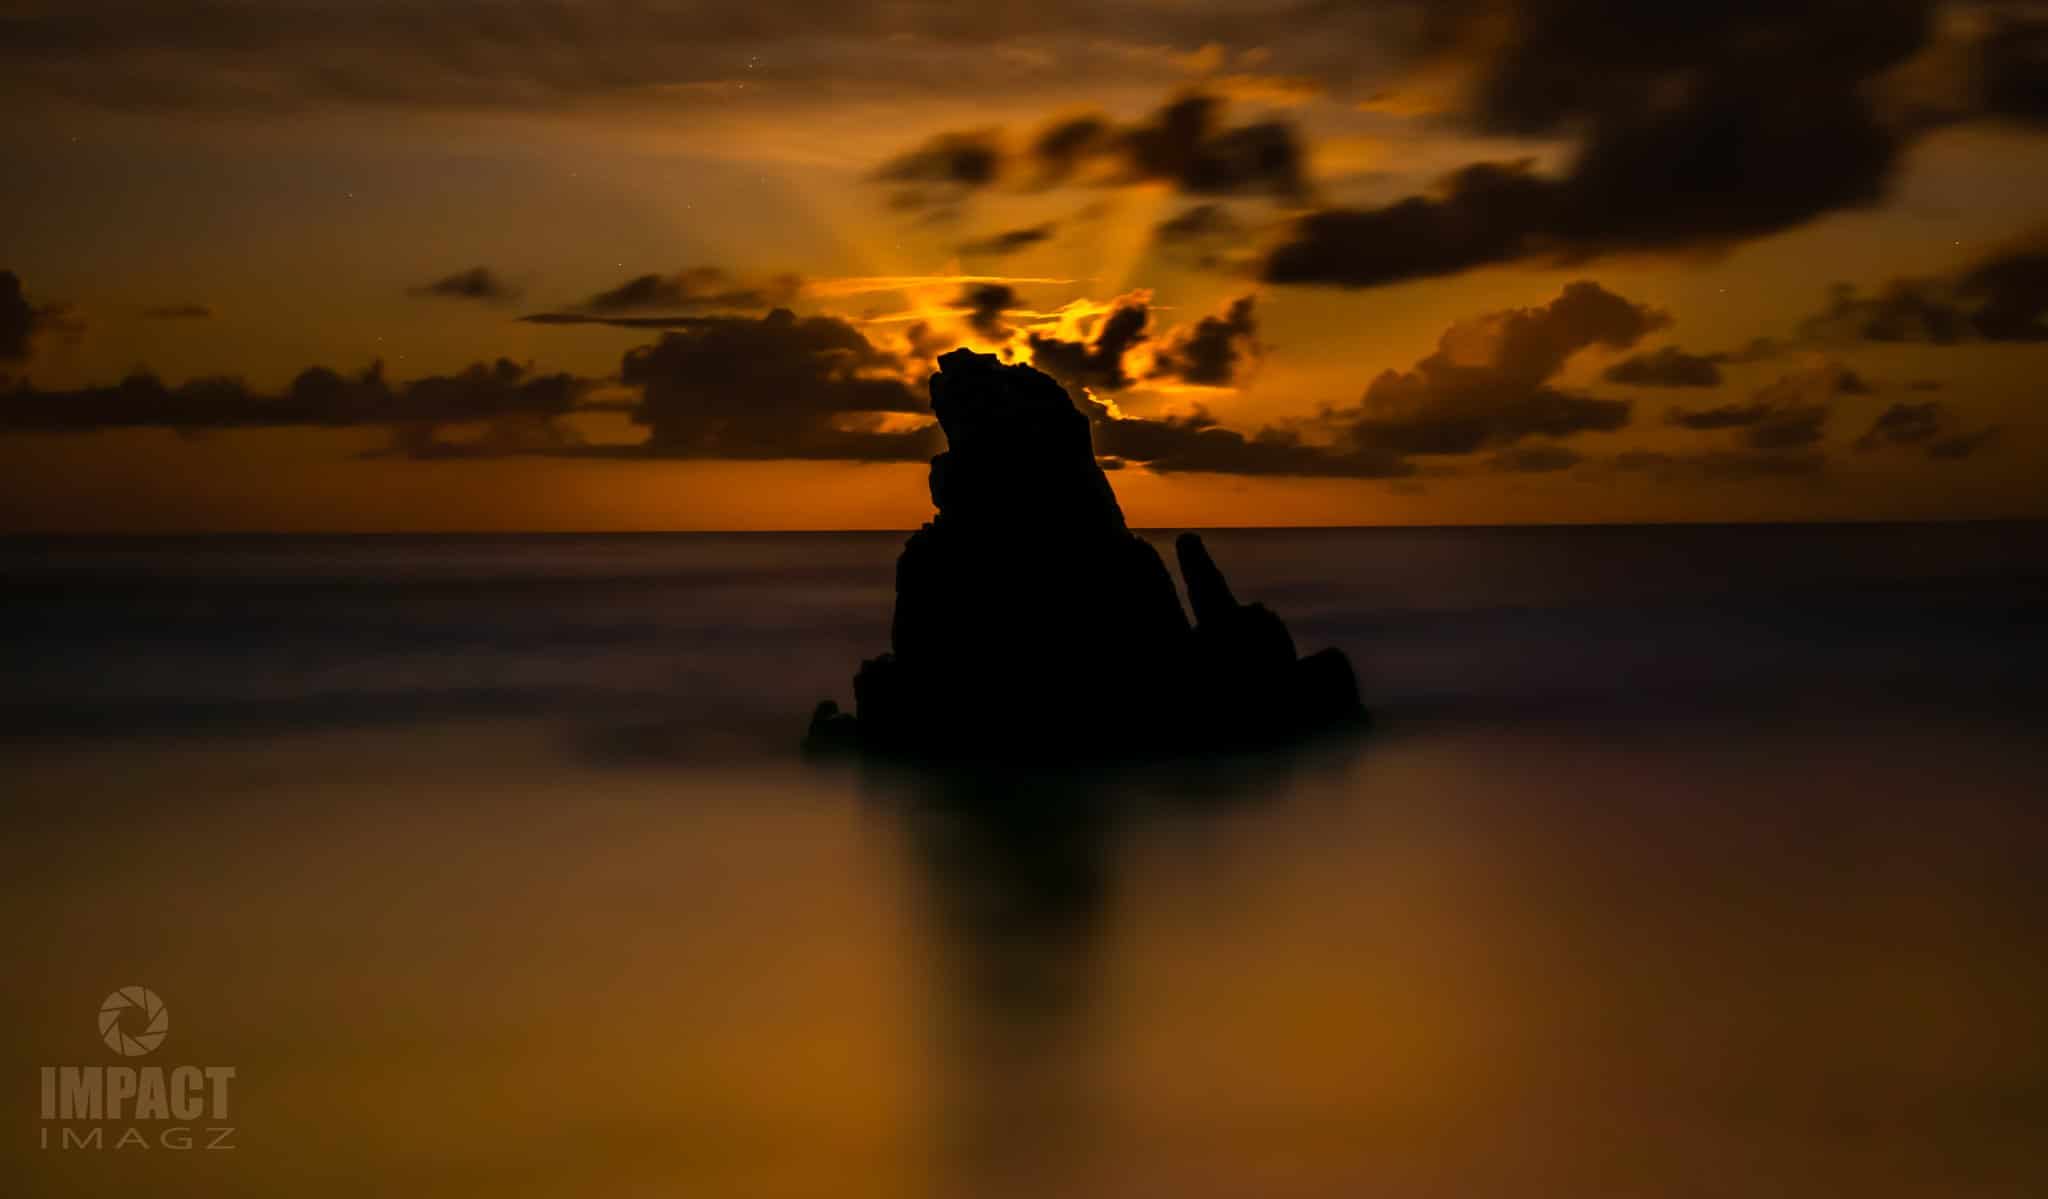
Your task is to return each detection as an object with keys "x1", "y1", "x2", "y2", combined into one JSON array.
[{"x1": 6, "y1": 705, "x2": 2044, "y2": 1196}]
